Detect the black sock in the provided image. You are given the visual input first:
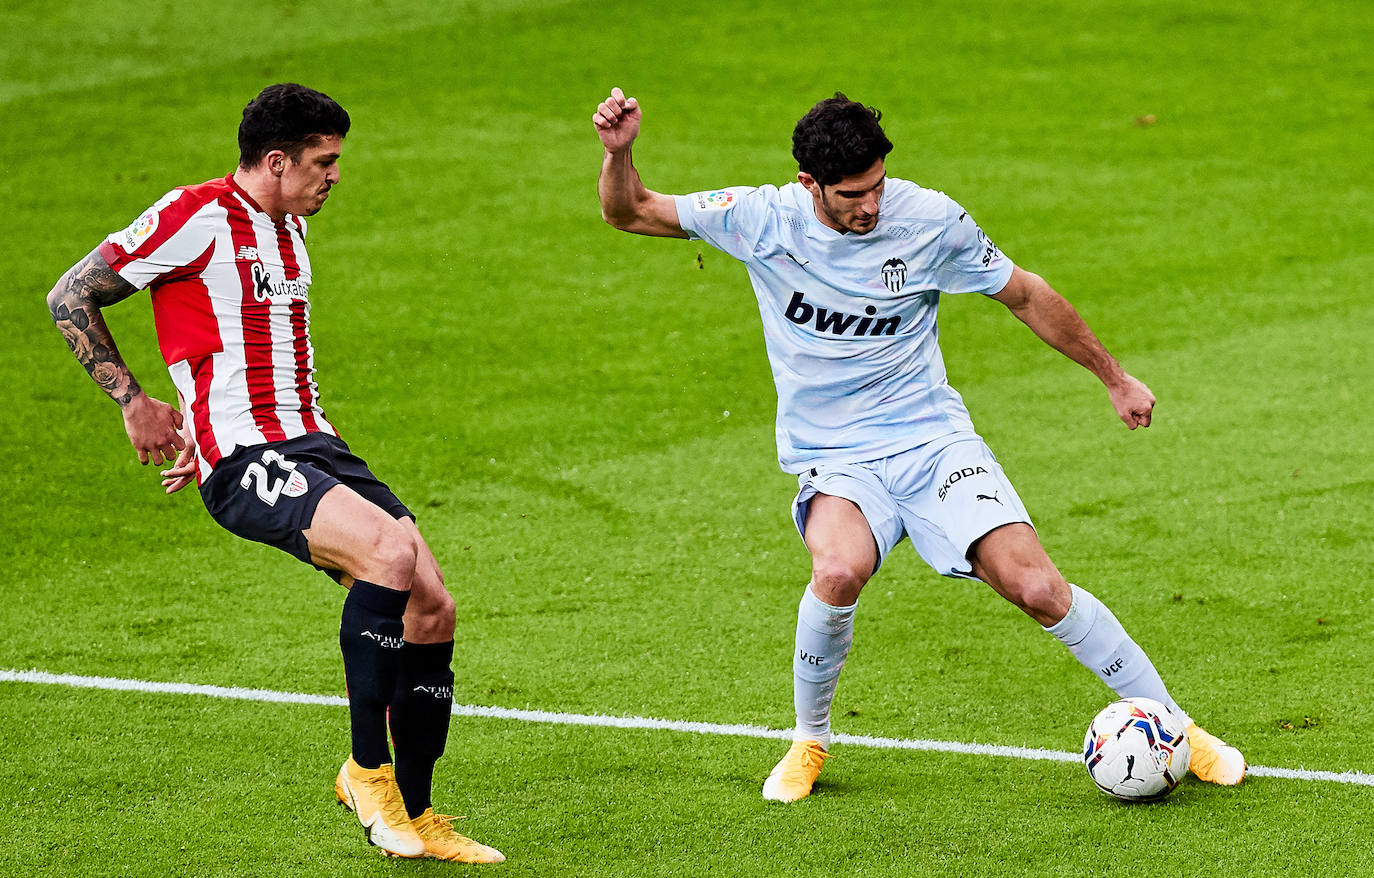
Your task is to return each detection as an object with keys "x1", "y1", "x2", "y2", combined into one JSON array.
[
  {"x1": 390, "y1": 640, "x2": 455, "y2": 818},
  {"x1": 339, "y1": 581, "x2": 410, "y2": 769}
]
